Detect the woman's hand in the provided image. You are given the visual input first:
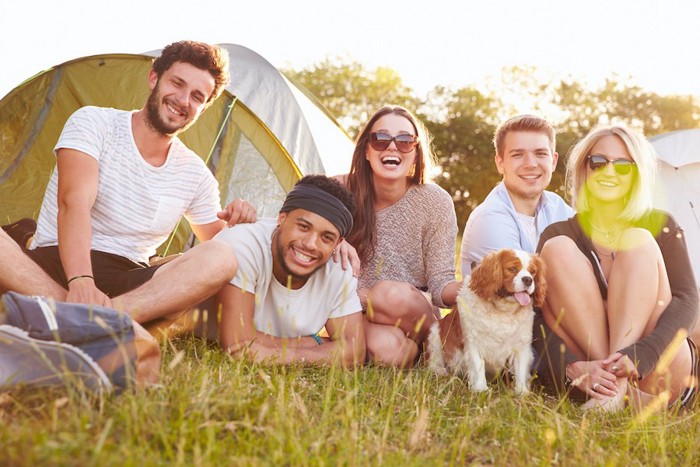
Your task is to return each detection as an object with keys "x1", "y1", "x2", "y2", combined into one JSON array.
[
  {"x1": 333, "y1": 239, "x2": 360, "y2": 277},
  {"x1": 603, "y1": 352, "x2": 640, "y2": 379},
  {"x1": 566, "y1": 360, "x2": 619, "y2": 399}
]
